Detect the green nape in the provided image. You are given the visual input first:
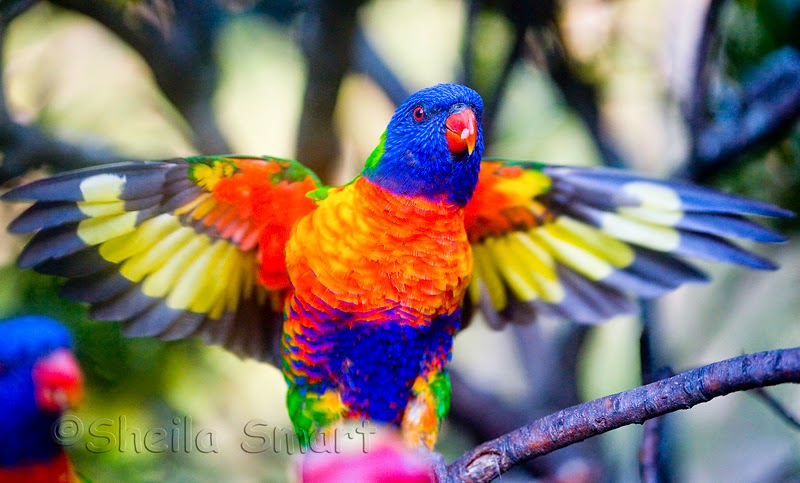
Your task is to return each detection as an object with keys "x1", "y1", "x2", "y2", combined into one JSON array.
[
  {"x1": 361, "y1": 129, "x2": 387, "y2": 176},
  {"x1": 307, "y1": 131, "x2": 387, "y2": 202},
  {"x1": 306, "y1": 185, "x2": 335, "y2": 202}
]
